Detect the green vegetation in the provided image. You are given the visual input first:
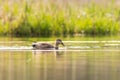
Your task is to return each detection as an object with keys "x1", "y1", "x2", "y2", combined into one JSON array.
[{"x1": 0, "y1": 0, "x2": 120, "y2": 37}]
